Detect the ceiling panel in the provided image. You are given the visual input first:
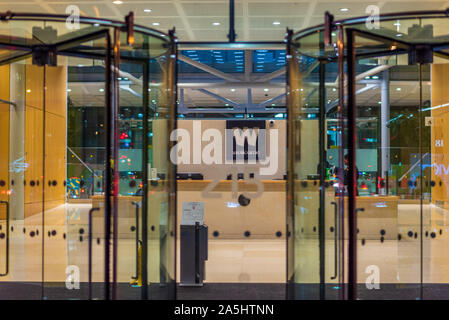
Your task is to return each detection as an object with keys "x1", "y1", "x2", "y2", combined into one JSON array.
[
  {"x1": 1, "y1": 0, "x2": 449, "y2": 42},
  {"x1": 381, "y1": 1, "x2": 447, "y2": 12},
  {"x1": 48, "y1": 3, "x2": 117, "y2": 17},
  {"x1": 248, "y1": 2, "x2": 310, "y2": 16}
]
